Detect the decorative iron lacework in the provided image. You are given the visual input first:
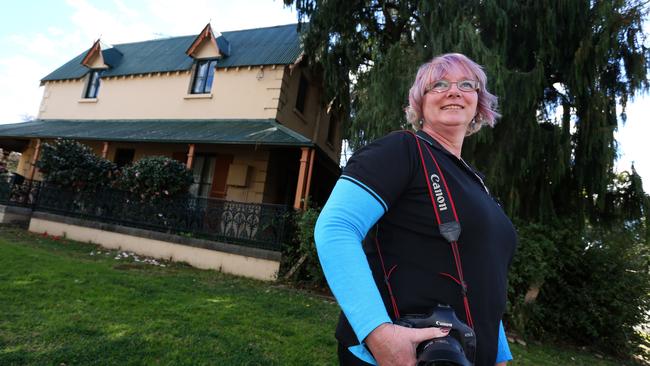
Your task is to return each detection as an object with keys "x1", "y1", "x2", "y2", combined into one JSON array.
[
  {"x1": 36, "y1": 185, "x2": 289, "y2": 251},
  {"x1": 0, "y1": 175, "x2": 40, "y2": 207},
  {"x1": 0, "y1": 179, "x2": 289, "y2": 251}
]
